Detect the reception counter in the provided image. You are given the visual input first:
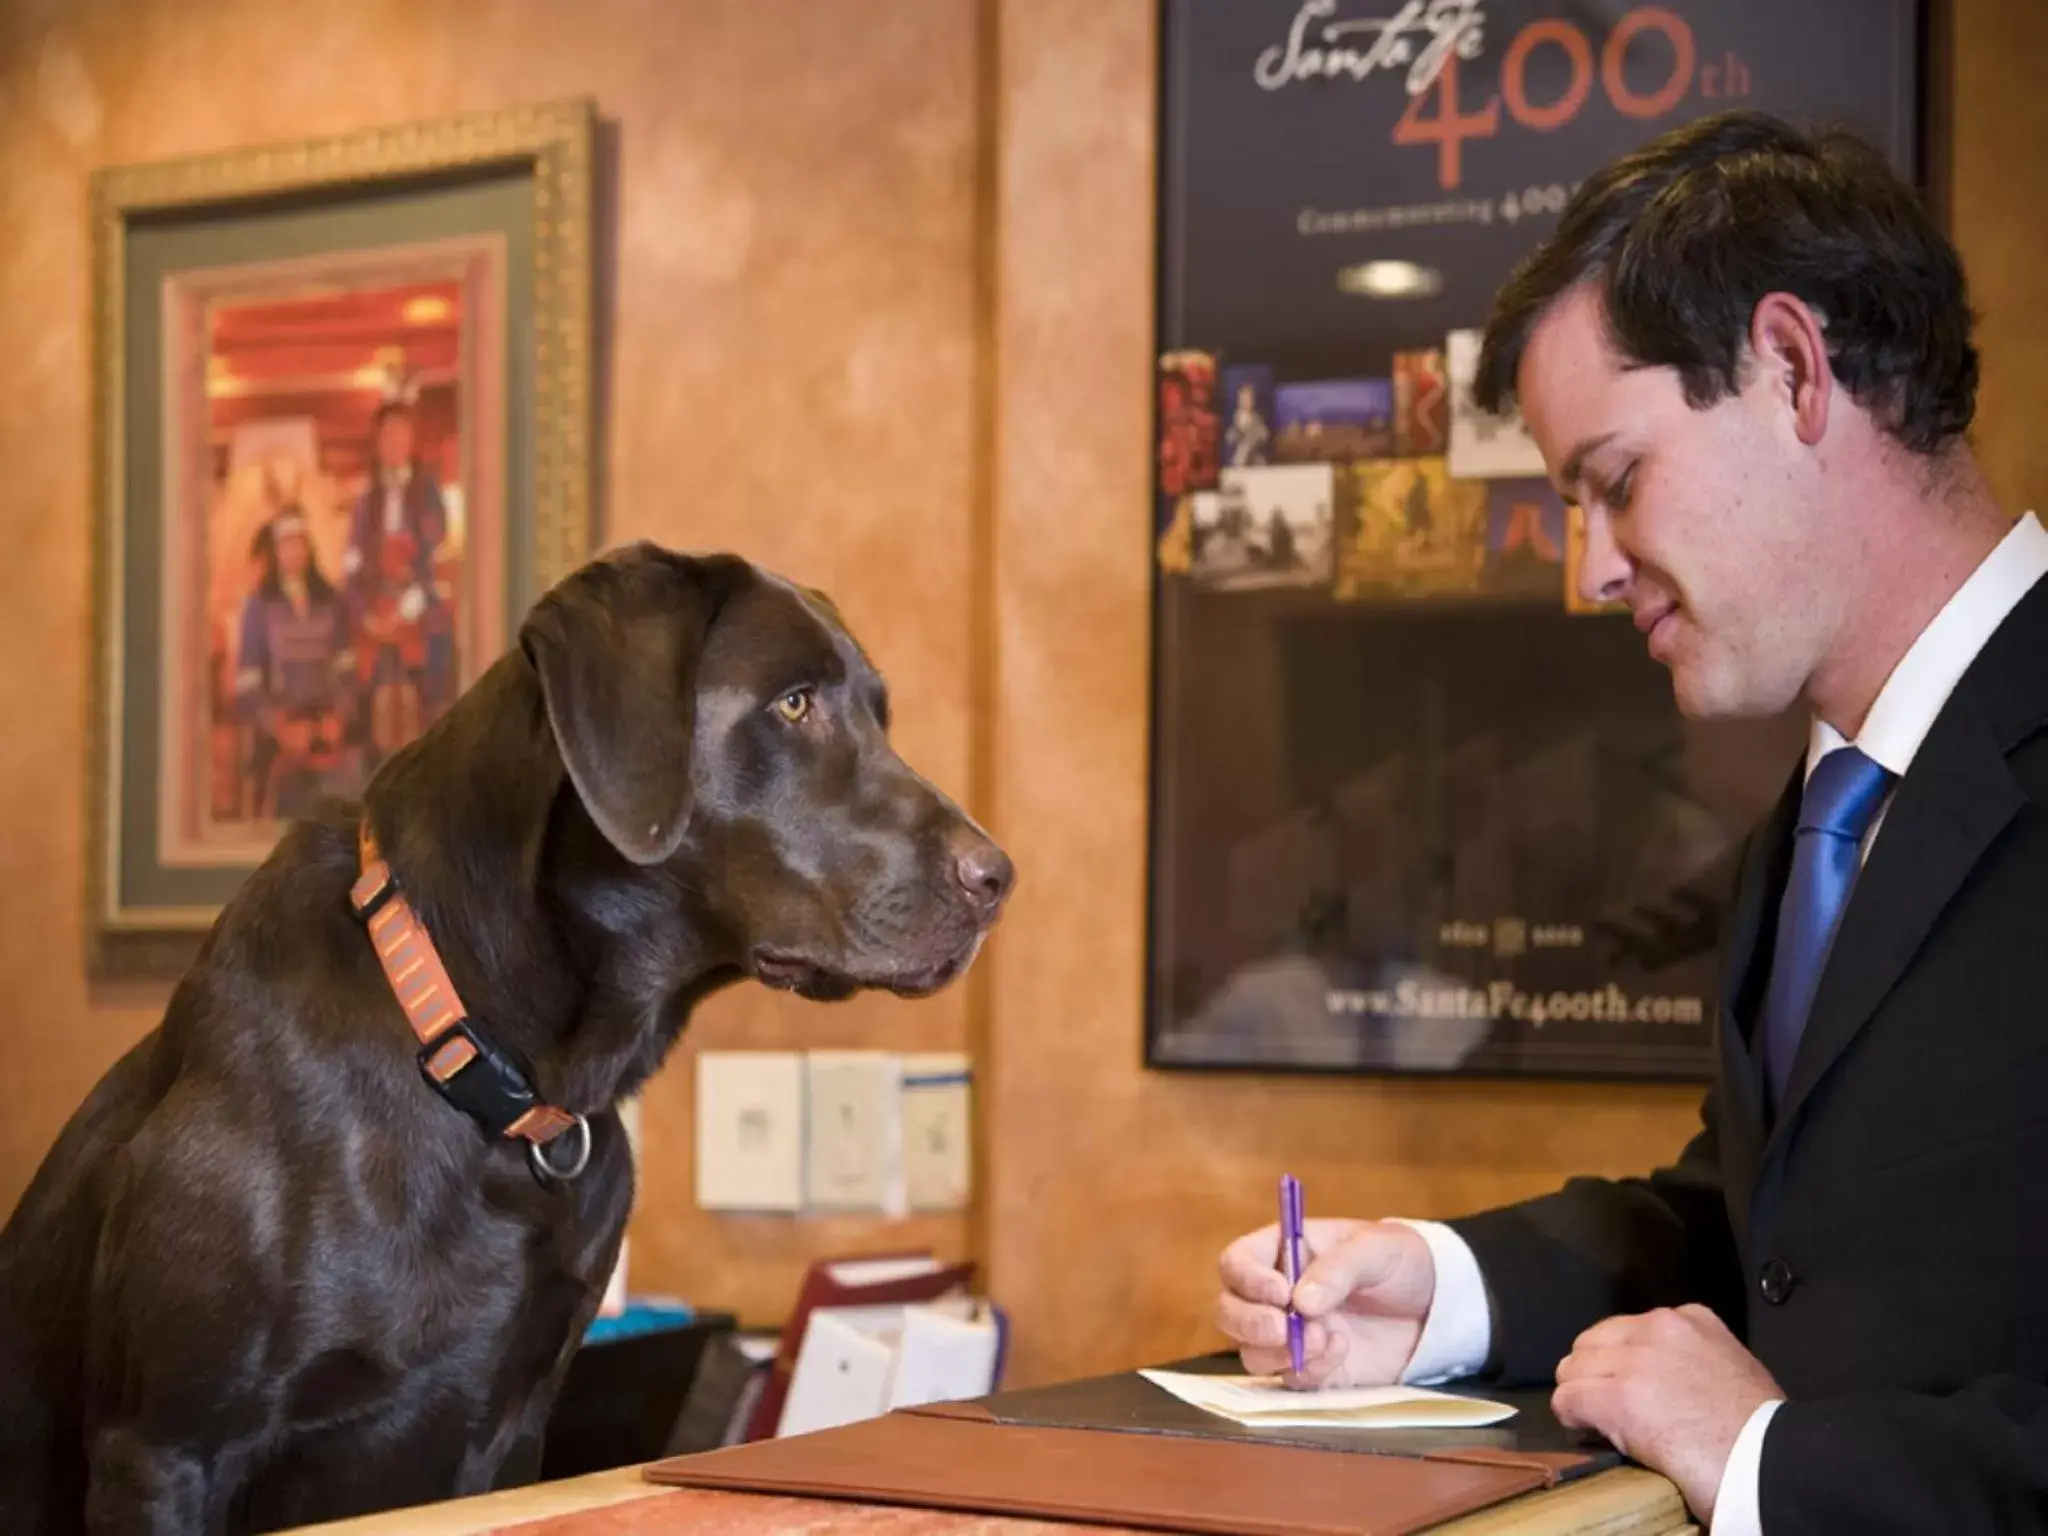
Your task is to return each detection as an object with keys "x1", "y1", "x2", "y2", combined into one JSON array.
[{"x1": 288, "y1": 1462, "x2": 1692, "y2": 1536}]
